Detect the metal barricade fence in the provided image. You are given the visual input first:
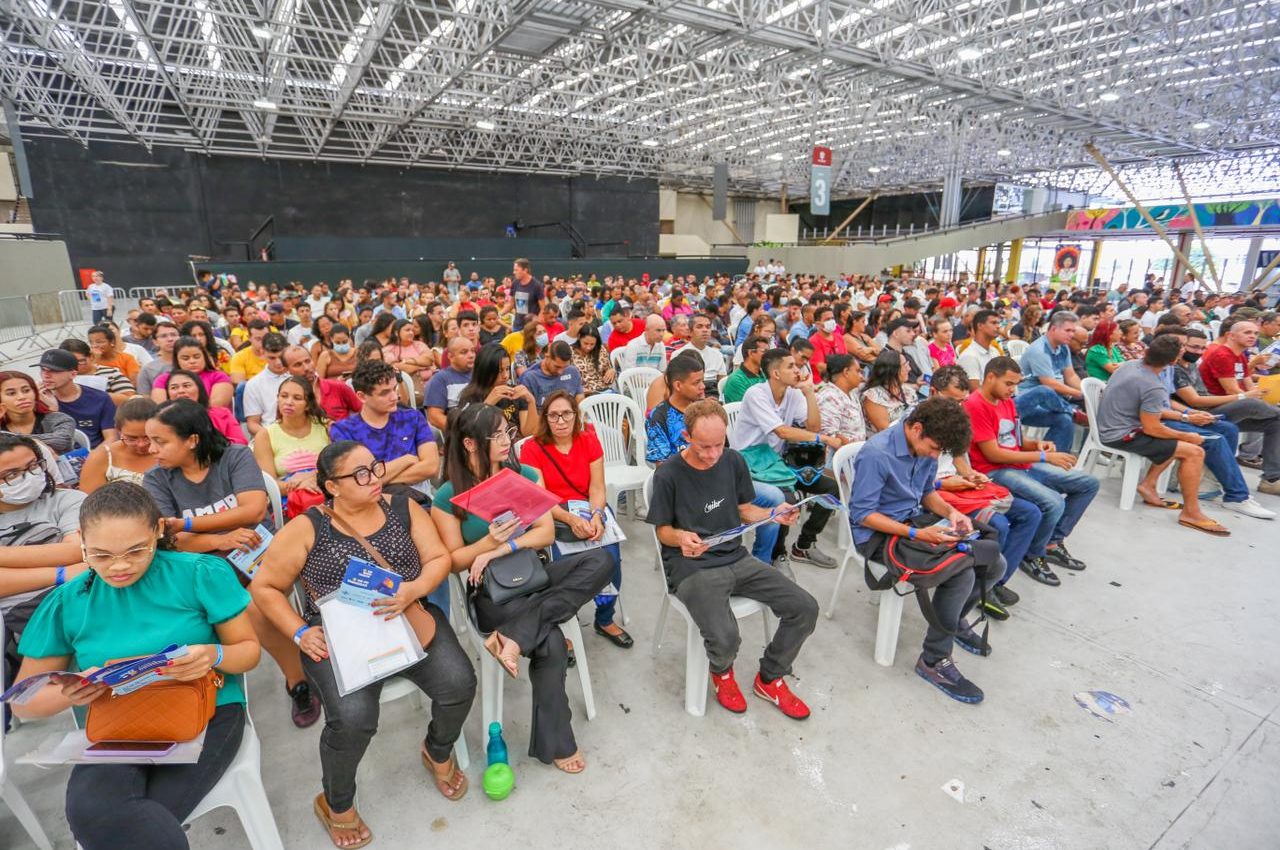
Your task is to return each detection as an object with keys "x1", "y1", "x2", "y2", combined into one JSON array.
[
  {"x1": 0, "y1": 296, "x2": 35, "y2": 347},
  {"x1": 127, "y1": 286, "x2": 168, "y2": 303},
  {"x1": 58, "y1": 289, "x2": 90, "y2": 327}
]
